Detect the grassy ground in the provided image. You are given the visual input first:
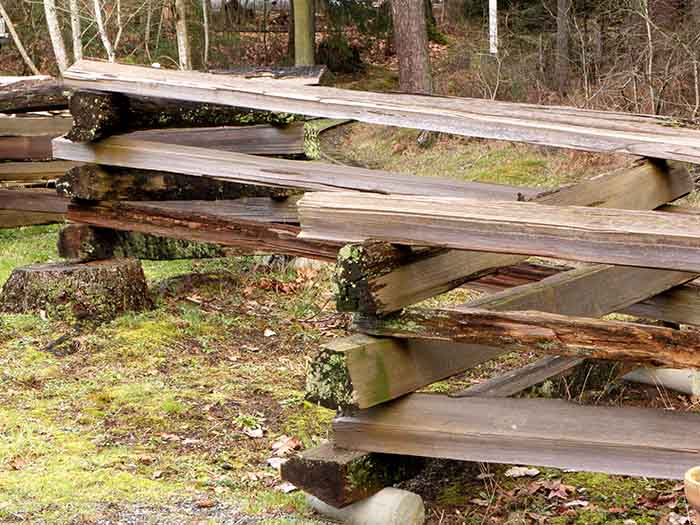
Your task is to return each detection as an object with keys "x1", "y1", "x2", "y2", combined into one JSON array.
[{"x1": 2, "y1": 68, "x2": 700, "y2": 524}]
